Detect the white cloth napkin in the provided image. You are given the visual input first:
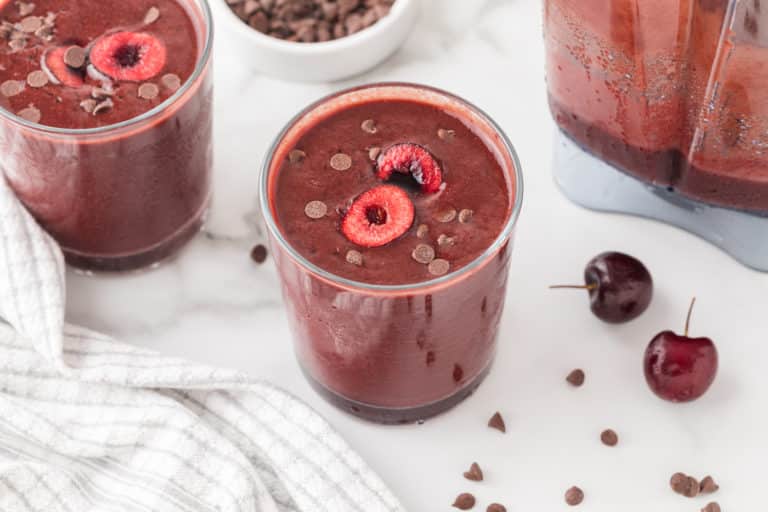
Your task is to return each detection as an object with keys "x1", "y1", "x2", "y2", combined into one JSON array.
[{"x1": 0, "y1": 179, "x2": 404, "y2": 512}]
